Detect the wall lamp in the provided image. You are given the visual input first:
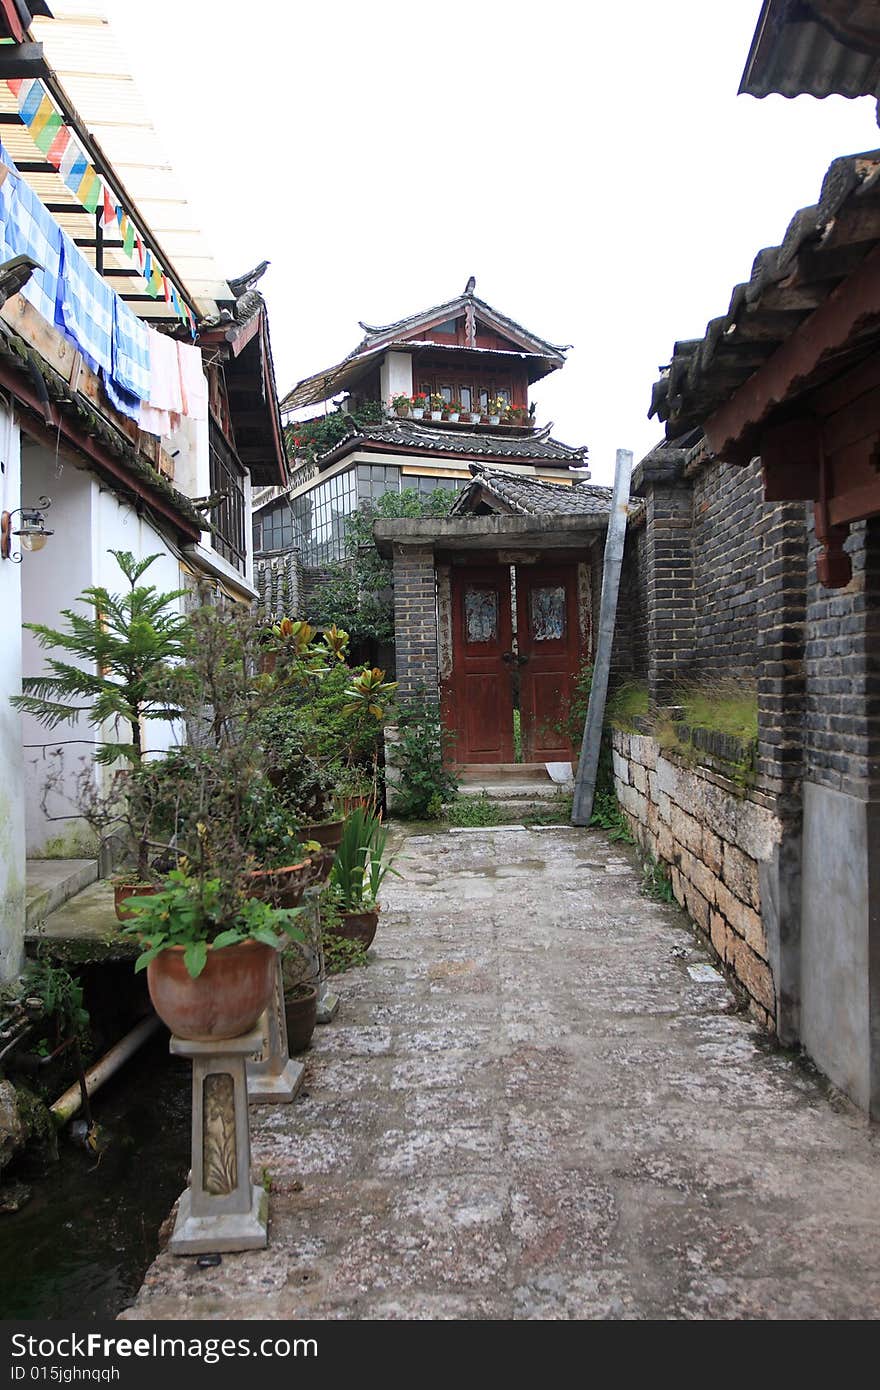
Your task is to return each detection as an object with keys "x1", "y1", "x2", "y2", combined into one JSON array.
[{"x1": 1, "y1": 497, "x2": 53, "y2": 562}]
